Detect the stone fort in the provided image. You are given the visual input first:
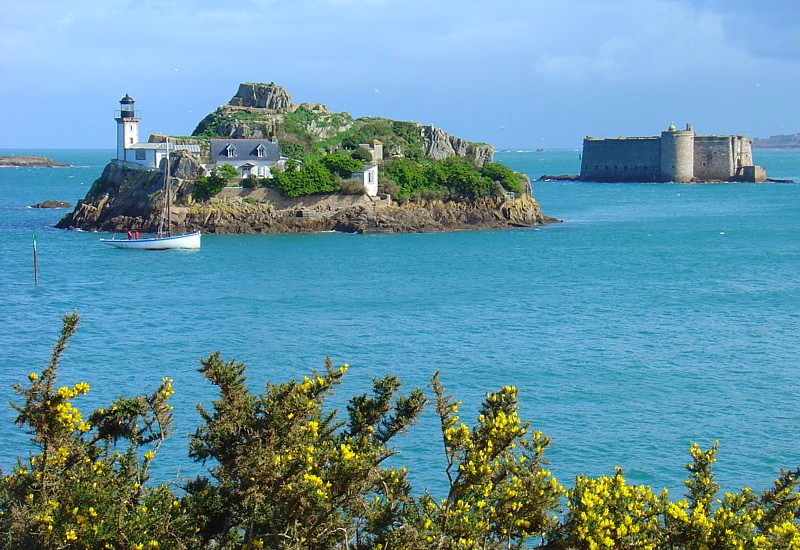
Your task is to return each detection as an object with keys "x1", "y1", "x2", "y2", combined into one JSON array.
[{"x1": 580, "y1": 124, "x2": 766, "y2": 183}]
